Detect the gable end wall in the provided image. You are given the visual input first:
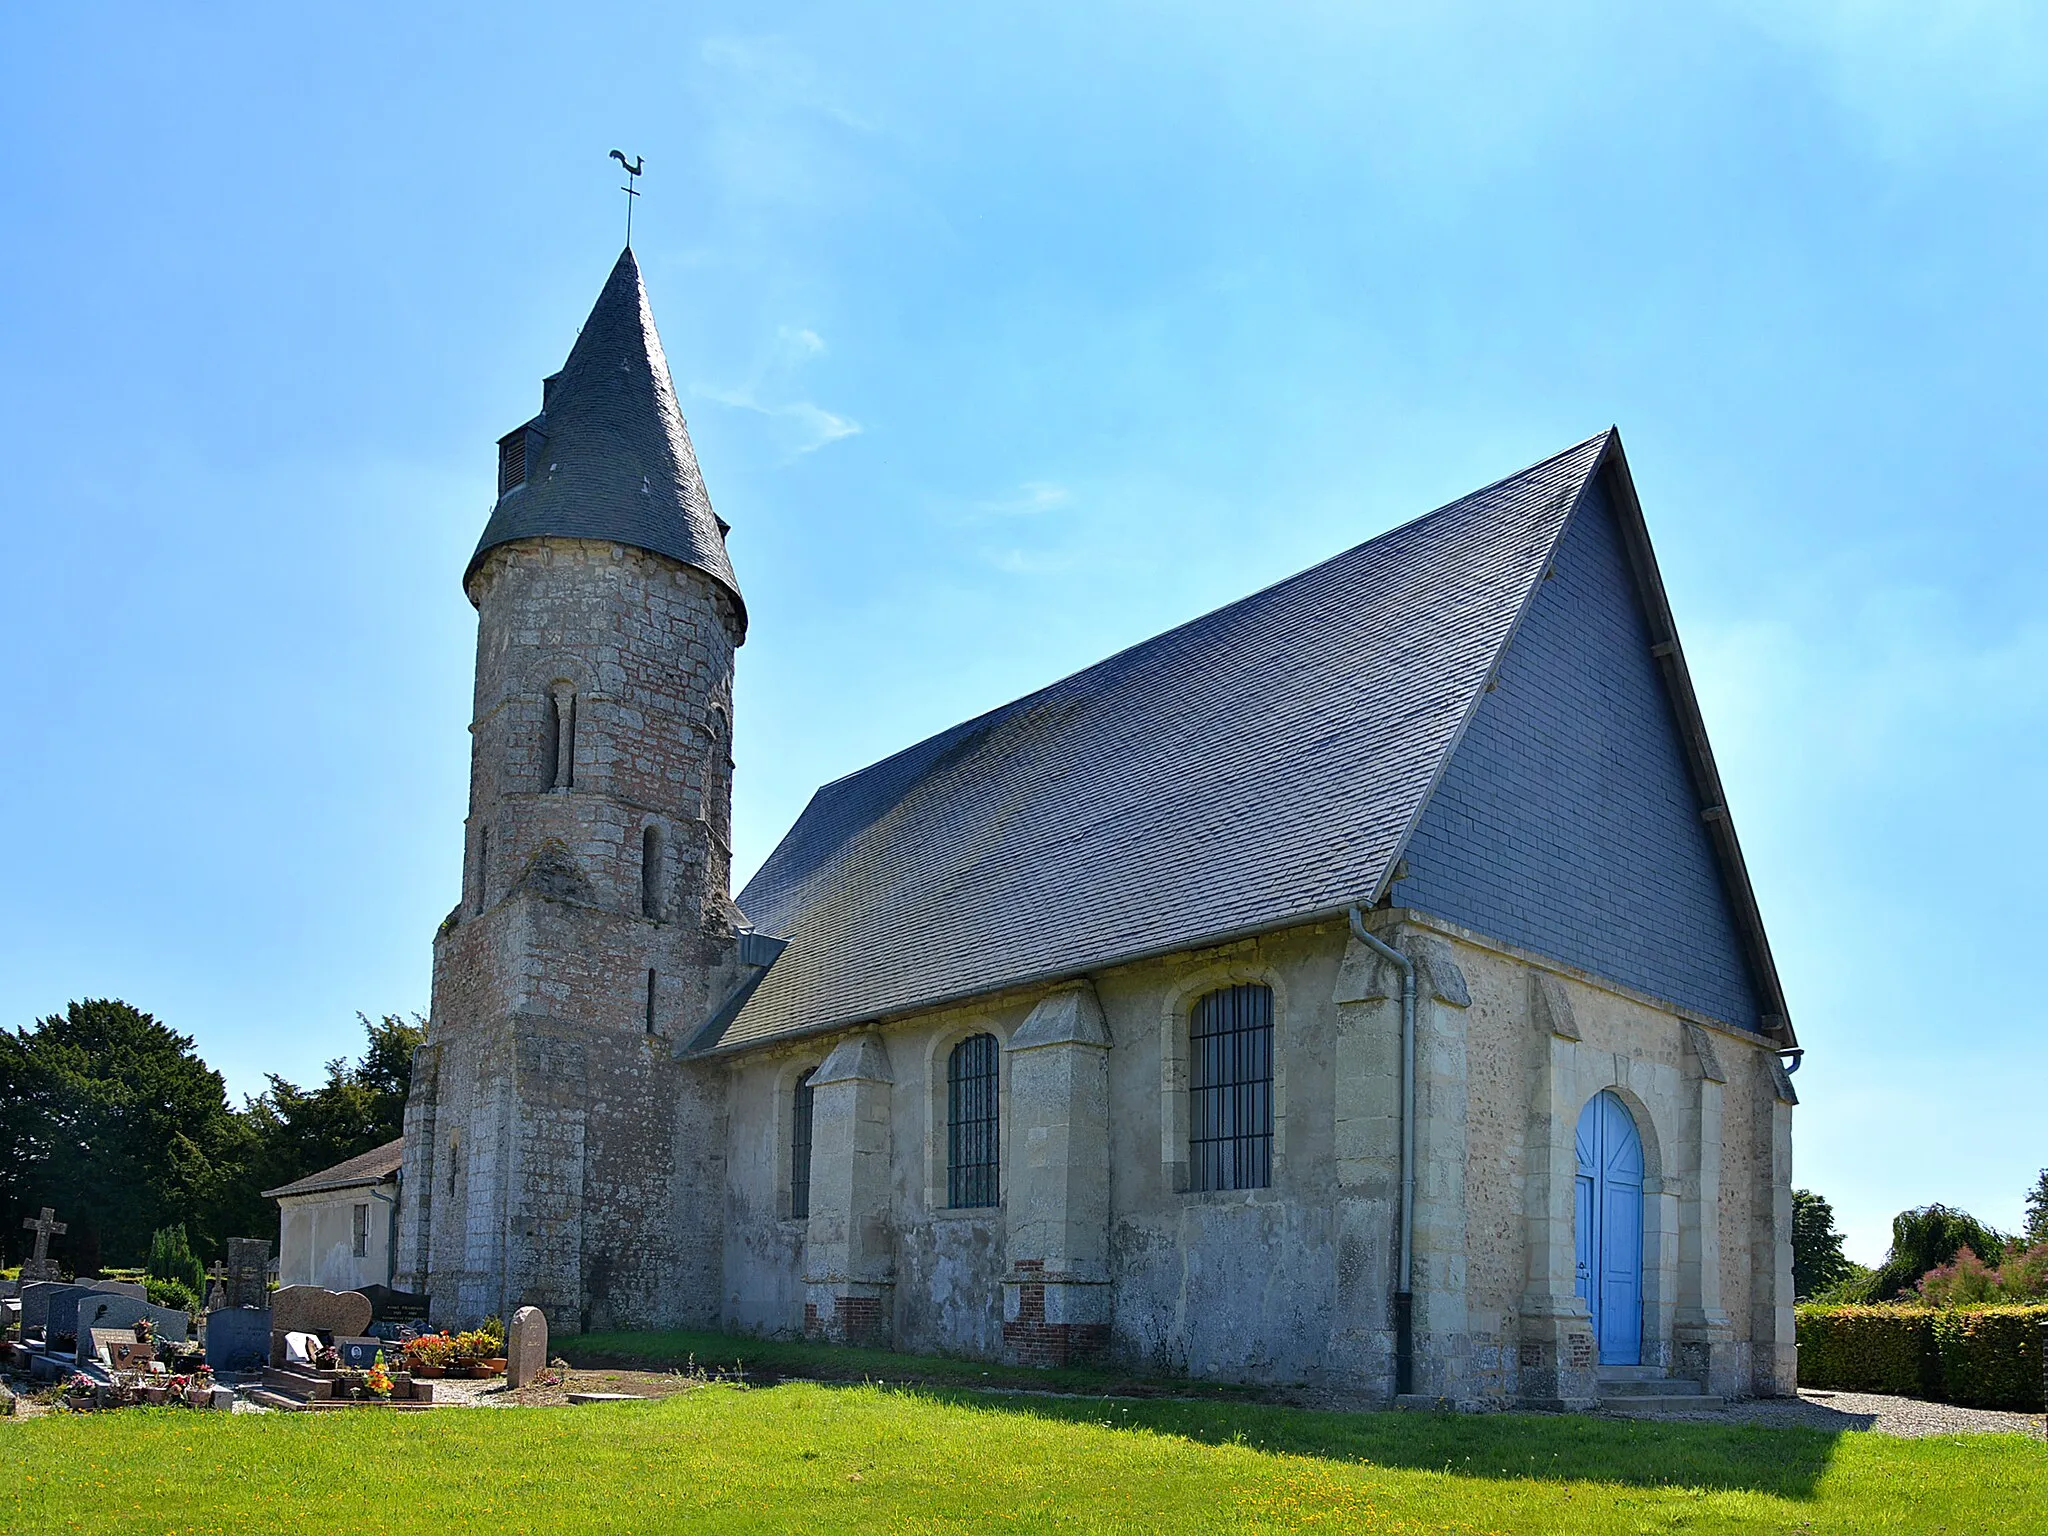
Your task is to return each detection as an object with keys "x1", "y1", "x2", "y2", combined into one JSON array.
[{"x1": 1395, "y1": 475, "x2": 1763, "y2": 1032}]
